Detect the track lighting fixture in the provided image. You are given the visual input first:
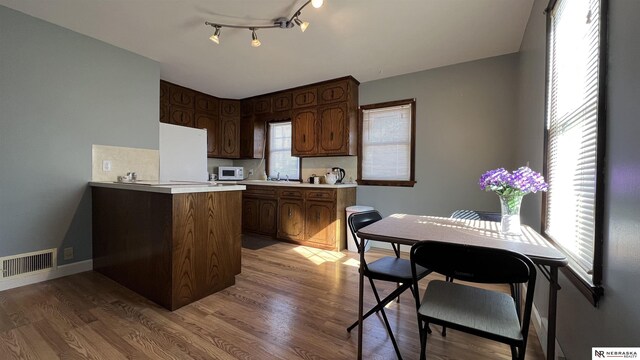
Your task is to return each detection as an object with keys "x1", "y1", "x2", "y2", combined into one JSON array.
[
  {"x1": 205, "y1": 0, "x2": 324, "y2": 47},
  {"x1": 293, "y1": 15, "x2": 309, "y2": 32},
  {"x1": 209, "y1": 26, "x2": 221, "y2": 44},
  {"x1": 251, "y1": 29, "x2": 261, "y2": 47}
]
